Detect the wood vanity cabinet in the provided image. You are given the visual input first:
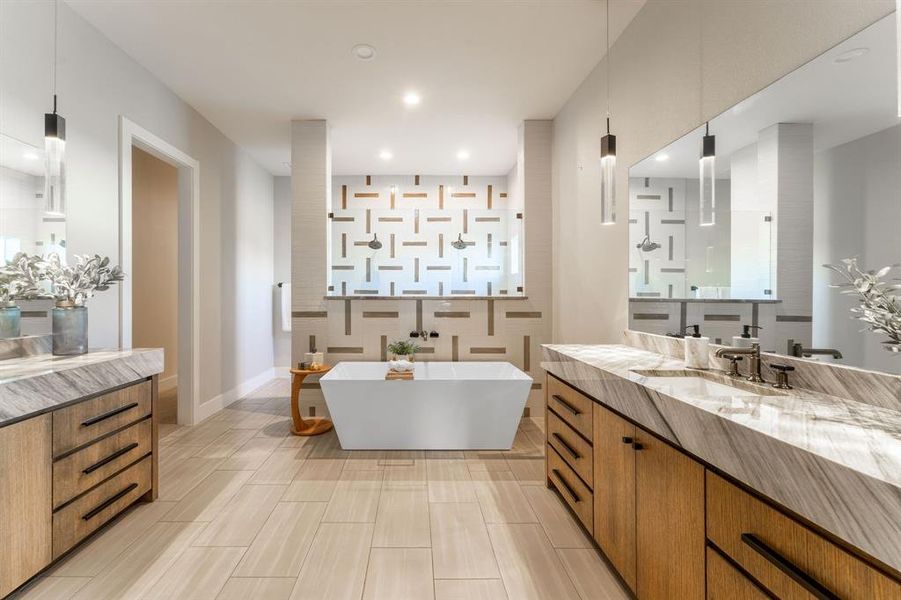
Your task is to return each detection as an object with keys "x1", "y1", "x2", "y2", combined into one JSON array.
[
  {"x1": 0, "y1": 377, "x2": 157, "y2": 598},
  {"x1": 590, "y1": 398, "x2": 705, "y2": 599}
]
